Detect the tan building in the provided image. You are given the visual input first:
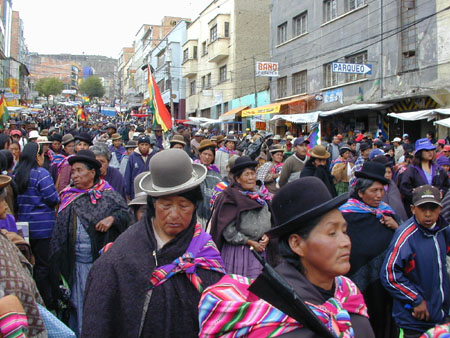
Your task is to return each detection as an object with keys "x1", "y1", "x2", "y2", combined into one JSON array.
[{"x1": 182, "y1": 0, "x2": 270, "y2": 119}]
